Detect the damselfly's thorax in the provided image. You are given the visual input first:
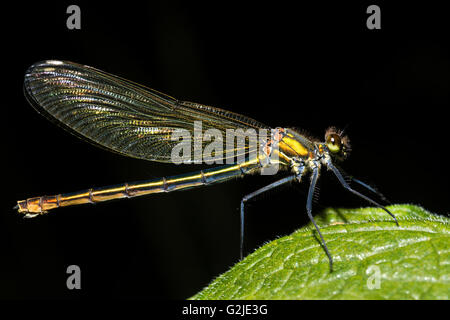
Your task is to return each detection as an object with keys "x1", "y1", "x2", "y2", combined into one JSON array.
[{"x1": 266, "y1": 126, "x2": 351, "y2": 171}]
